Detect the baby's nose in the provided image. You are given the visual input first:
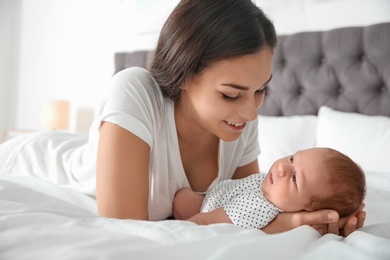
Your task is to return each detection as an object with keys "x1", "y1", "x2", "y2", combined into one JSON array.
[{"x1": 278, "y1": 163, "x2": 293, "y2": 177}]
